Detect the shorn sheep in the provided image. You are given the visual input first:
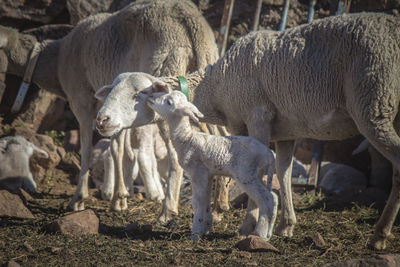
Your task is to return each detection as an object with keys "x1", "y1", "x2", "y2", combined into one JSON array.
[
  {"x1": 0, "y1": 0, "x2": 218, "y2": 216},
  {"x1": 147, "y1": 90, "x2": 277, "y2": 240},
  {"x1": 0, "y1": 136, "x2": 48, "y2": 193},
  {"x1": 96, "y1": 13, "x2": 400, "y2": 249}
]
